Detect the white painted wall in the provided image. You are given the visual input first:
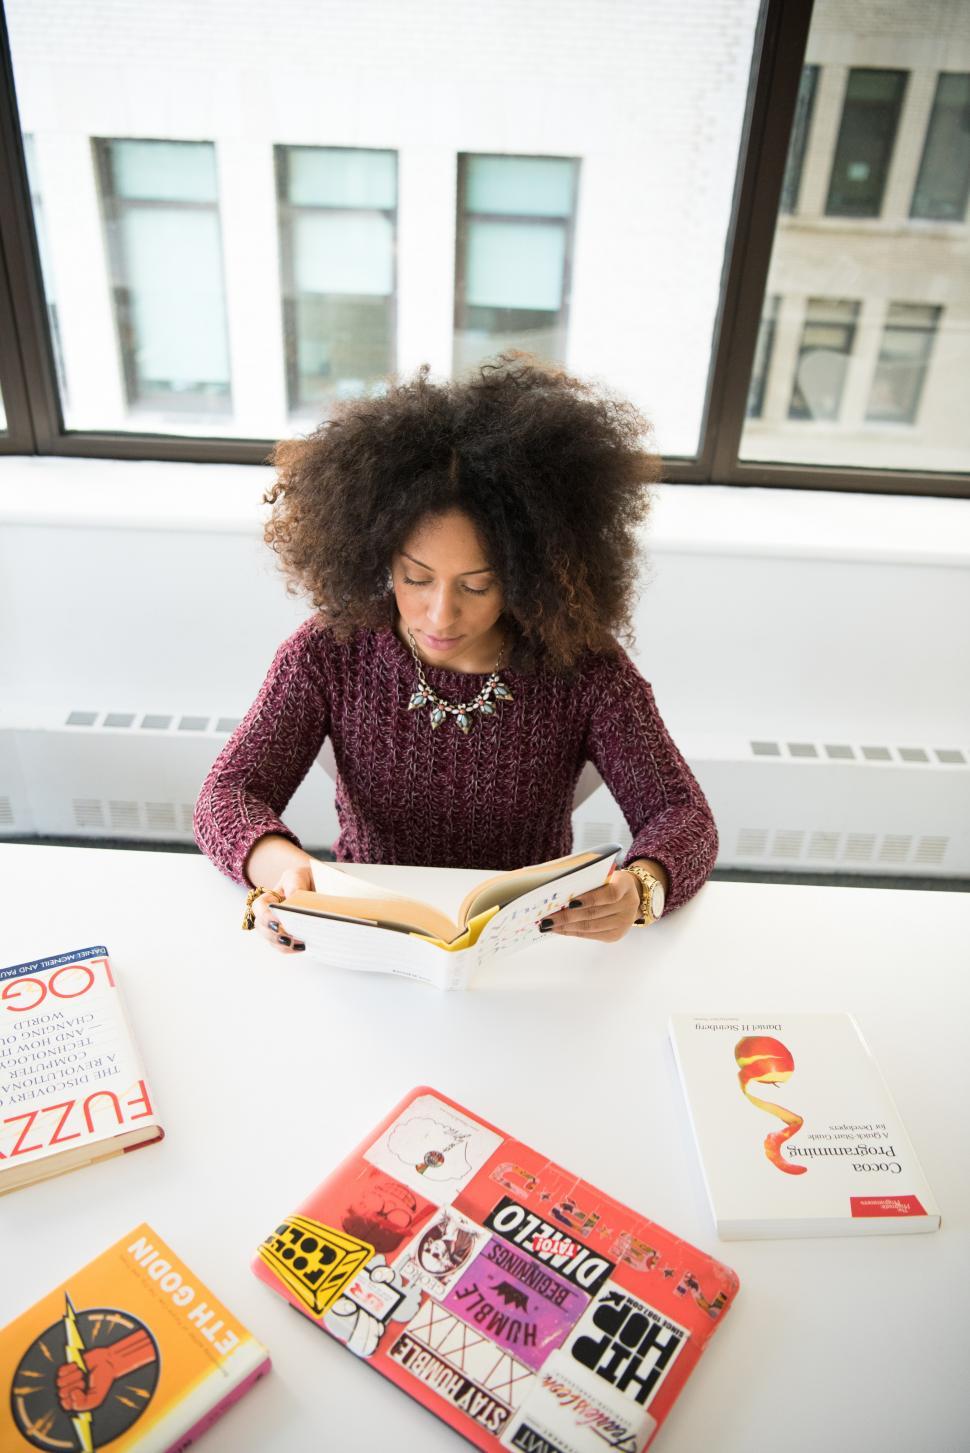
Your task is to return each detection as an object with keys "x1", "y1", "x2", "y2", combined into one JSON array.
[{"x1": 1, "y1": 458, "x2": 968, "y2": 871}]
